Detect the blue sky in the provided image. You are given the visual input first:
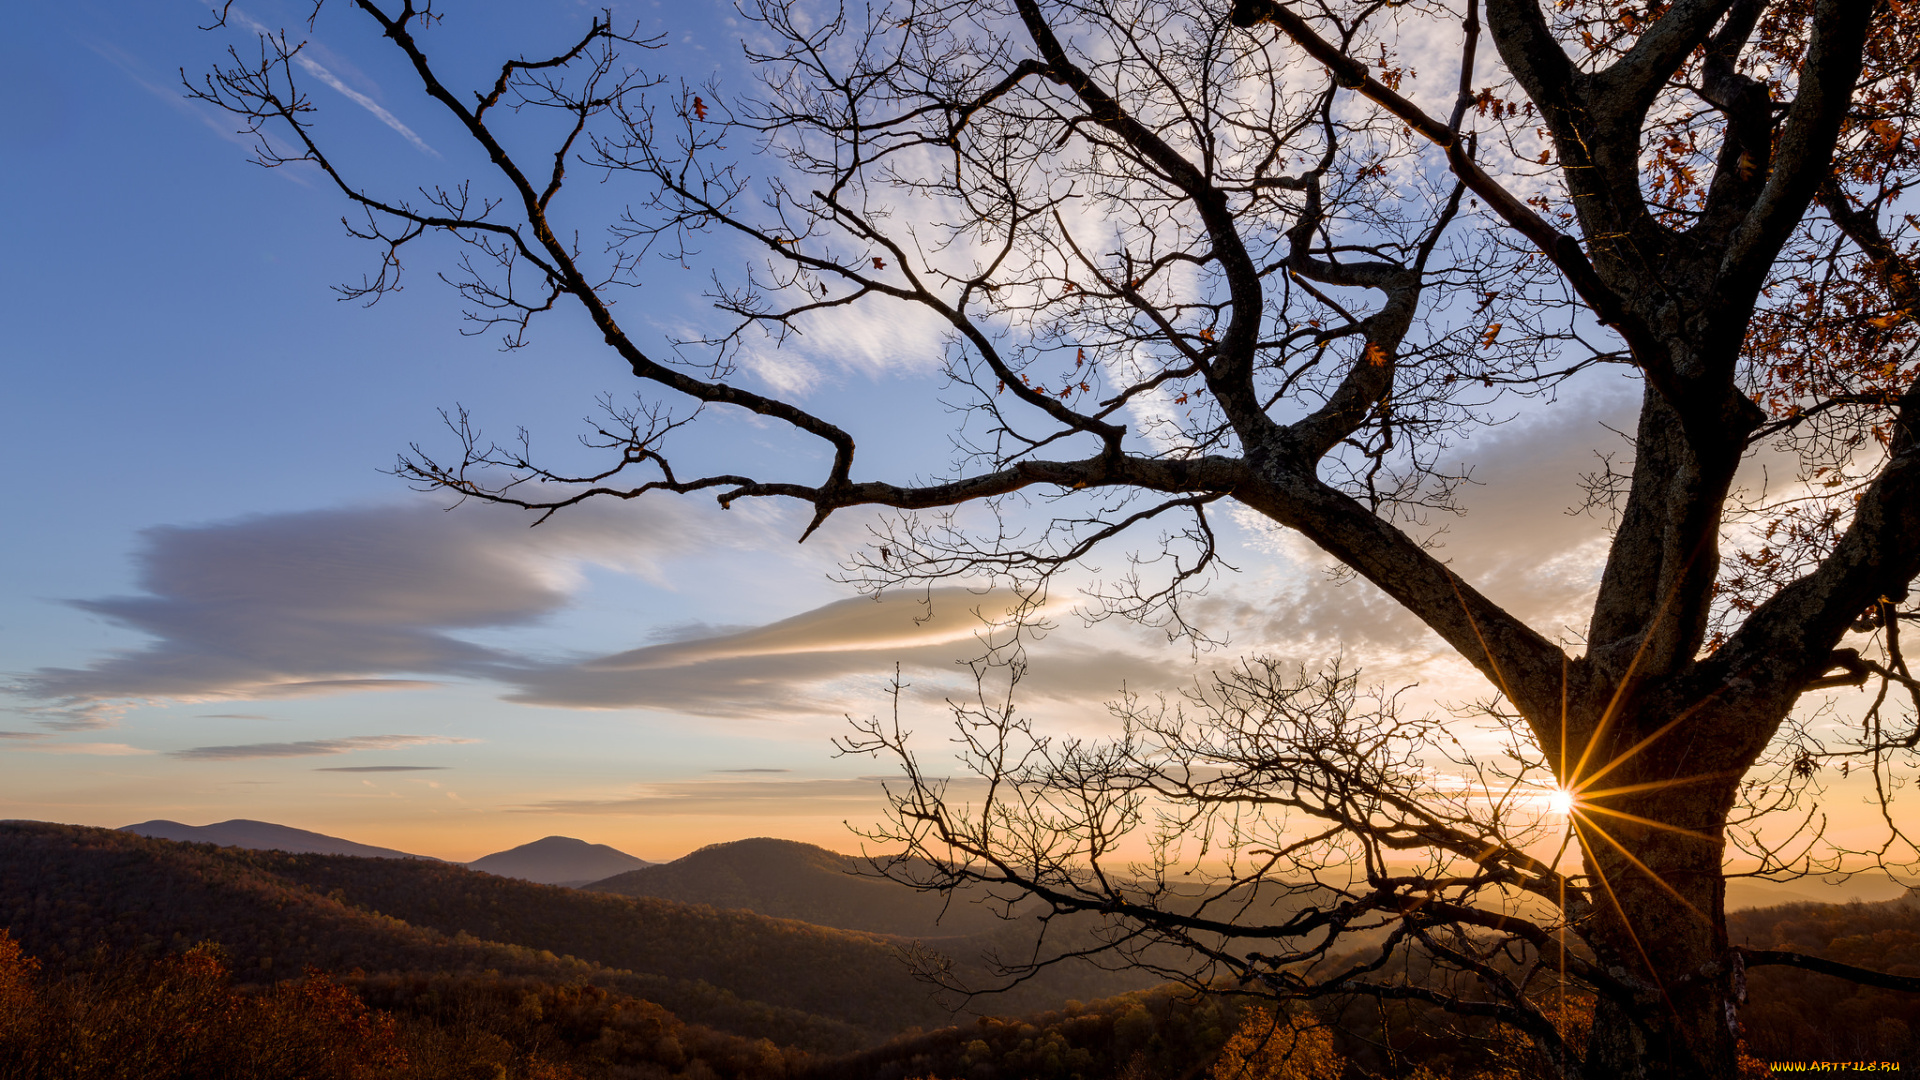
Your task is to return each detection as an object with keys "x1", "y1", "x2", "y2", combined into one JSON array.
[
  {"x1": 5, "y1": 0, "x2": 1237, "y2": 858},
  {"x1": 4, "y1": 0, "x2": 1900, "y2": 879}
]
